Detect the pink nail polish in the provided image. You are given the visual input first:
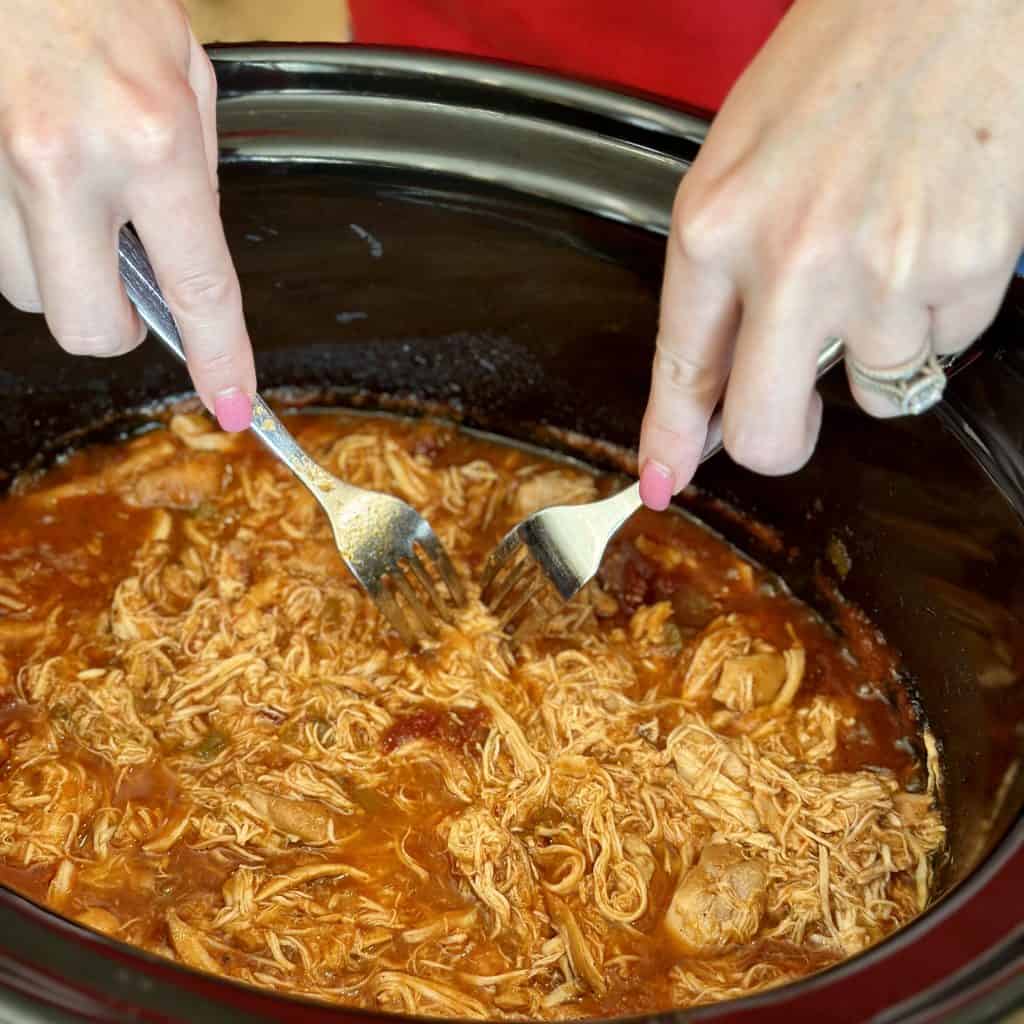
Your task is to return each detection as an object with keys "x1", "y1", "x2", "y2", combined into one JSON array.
[
  {"x1": 214, "y1": 389, "x2": 252, "y2": 433},
  {"x1": 639, "y1": 459, "x2": 675, "y2": 511}
]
